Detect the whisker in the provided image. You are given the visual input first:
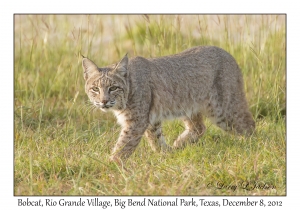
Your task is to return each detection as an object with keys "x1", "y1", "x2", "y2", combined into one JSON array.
[{"x1": 81, "y1": 103, "x2": 95, "y2": 115}]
